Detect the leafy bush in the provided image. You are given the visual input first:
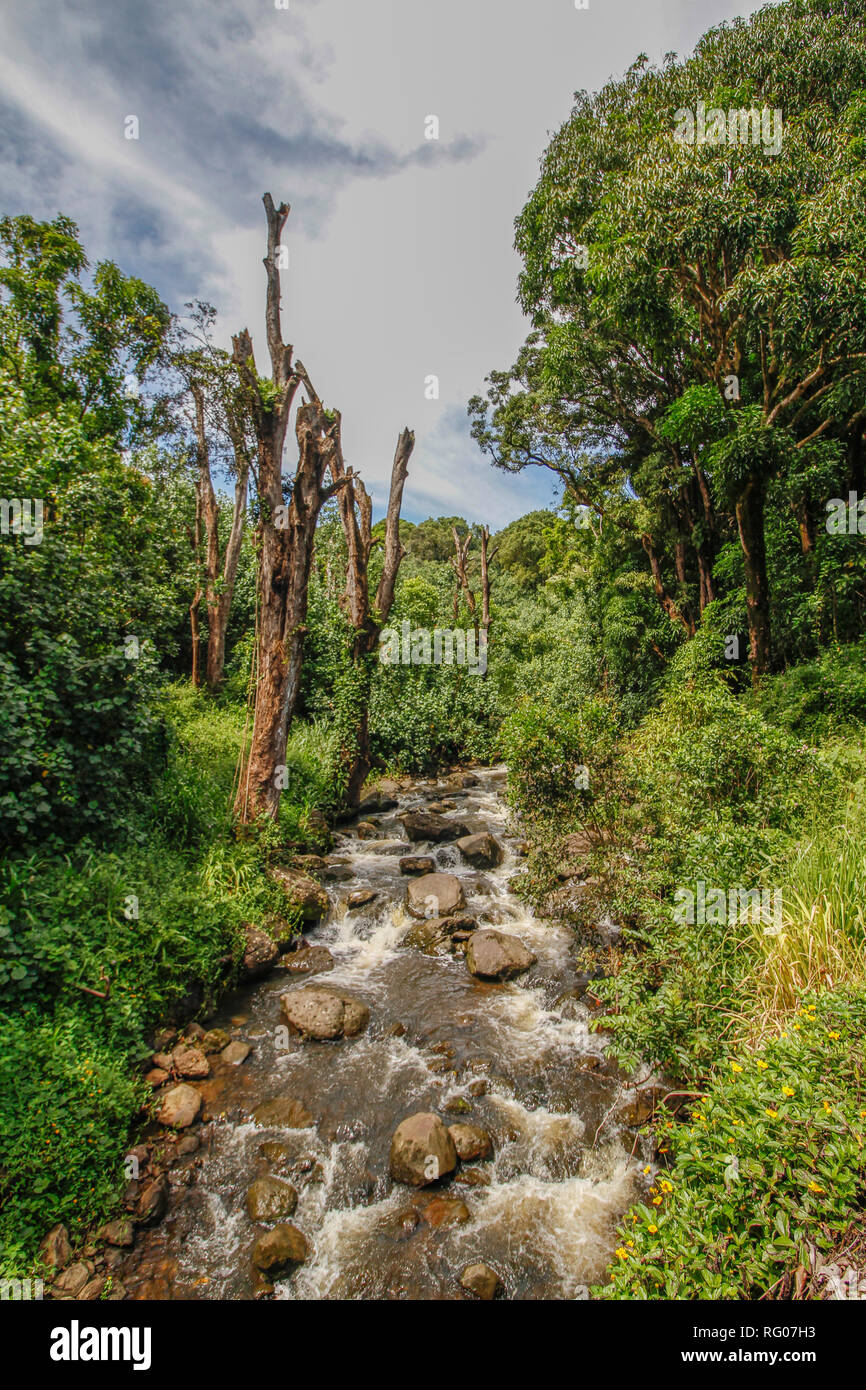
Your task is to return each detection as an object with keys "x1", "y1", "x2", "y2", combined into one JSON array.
[
  {"x1": 599, "y1": 992, "x2": 866, "y2": 1300},
  {"x1": 0, "y1": 1008, "x2": 147, "y2": 1255}
]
